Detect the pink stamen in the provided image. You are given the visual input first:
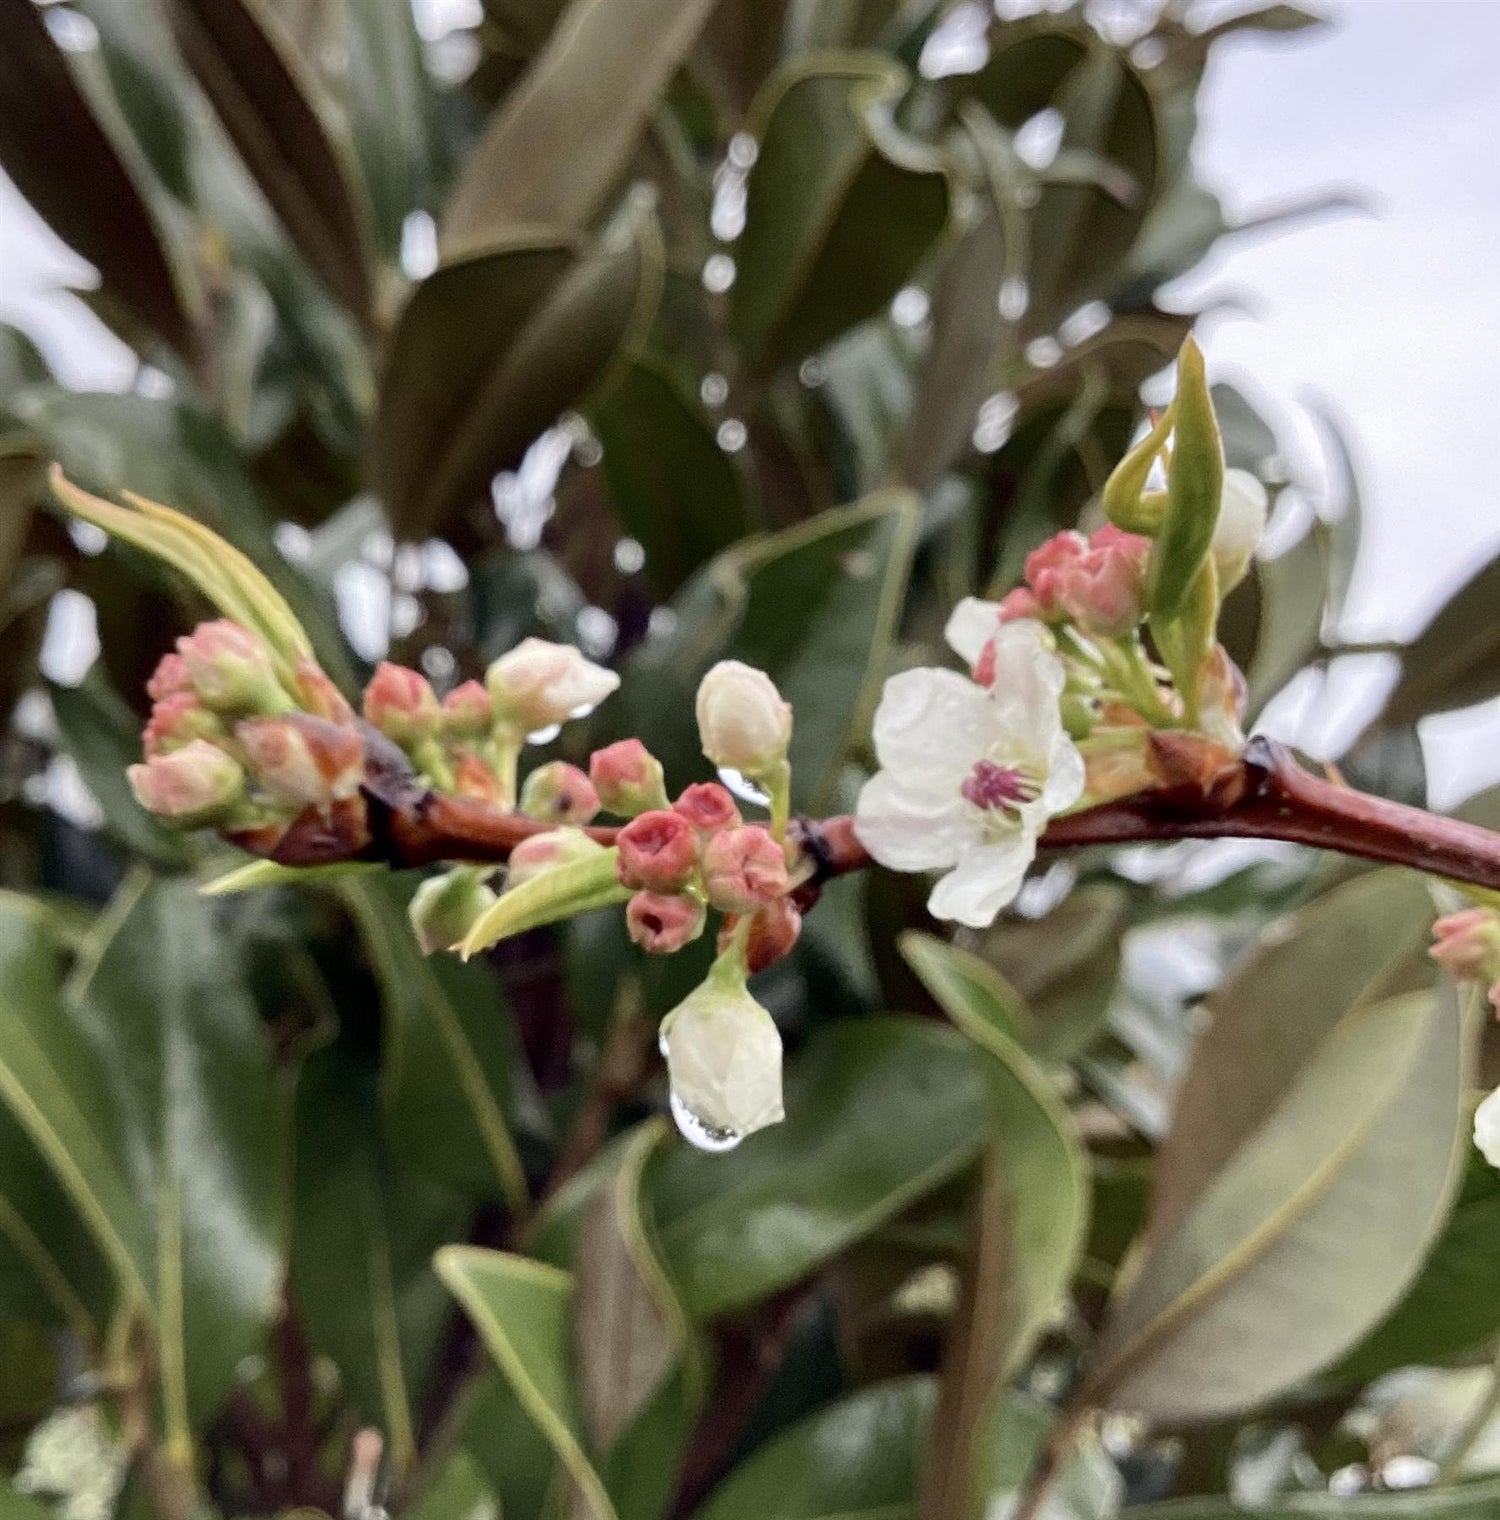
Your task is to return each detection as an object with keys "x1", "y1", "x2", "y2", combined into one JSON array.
[{"x1": 961, "y1": 760, "x2": 1037, "y2": 811}]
